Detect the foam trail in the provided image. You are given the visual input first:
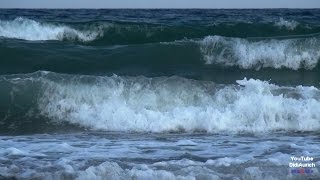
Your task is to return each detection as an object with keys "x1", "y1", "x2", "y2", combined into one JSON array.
[
  {"x1": 0, "y1": 17, "x2": 102, "y2": 42},
  {"x1": 21, "y1": 72, "x2": 319, "y2": 133},
  {"x1": 199, "y1": 35, "x2": 320, "y2": 70}
]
